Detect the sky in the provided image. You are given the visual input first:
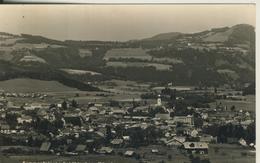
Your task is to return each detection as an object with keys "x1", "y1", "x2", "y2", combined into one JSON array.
[{"x1": 0, "y1": 4, "x2": 256, "y2": 41}]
